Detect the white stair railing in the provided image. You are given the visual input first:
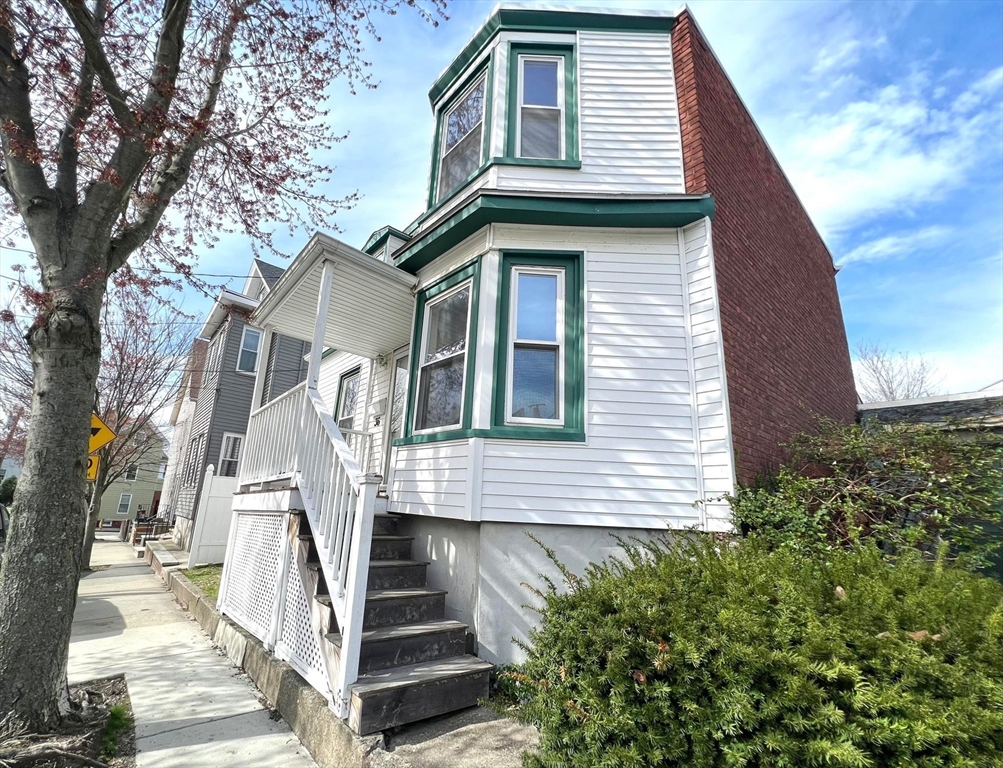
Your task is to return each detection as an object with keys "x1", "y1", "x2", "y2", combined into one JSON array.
[
  {"x1": 241, "y1": 382, "x2": 308, "y2": 485},
  {"x1": 296, "y1": 388, "x2": 379, "y2": 718}
]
